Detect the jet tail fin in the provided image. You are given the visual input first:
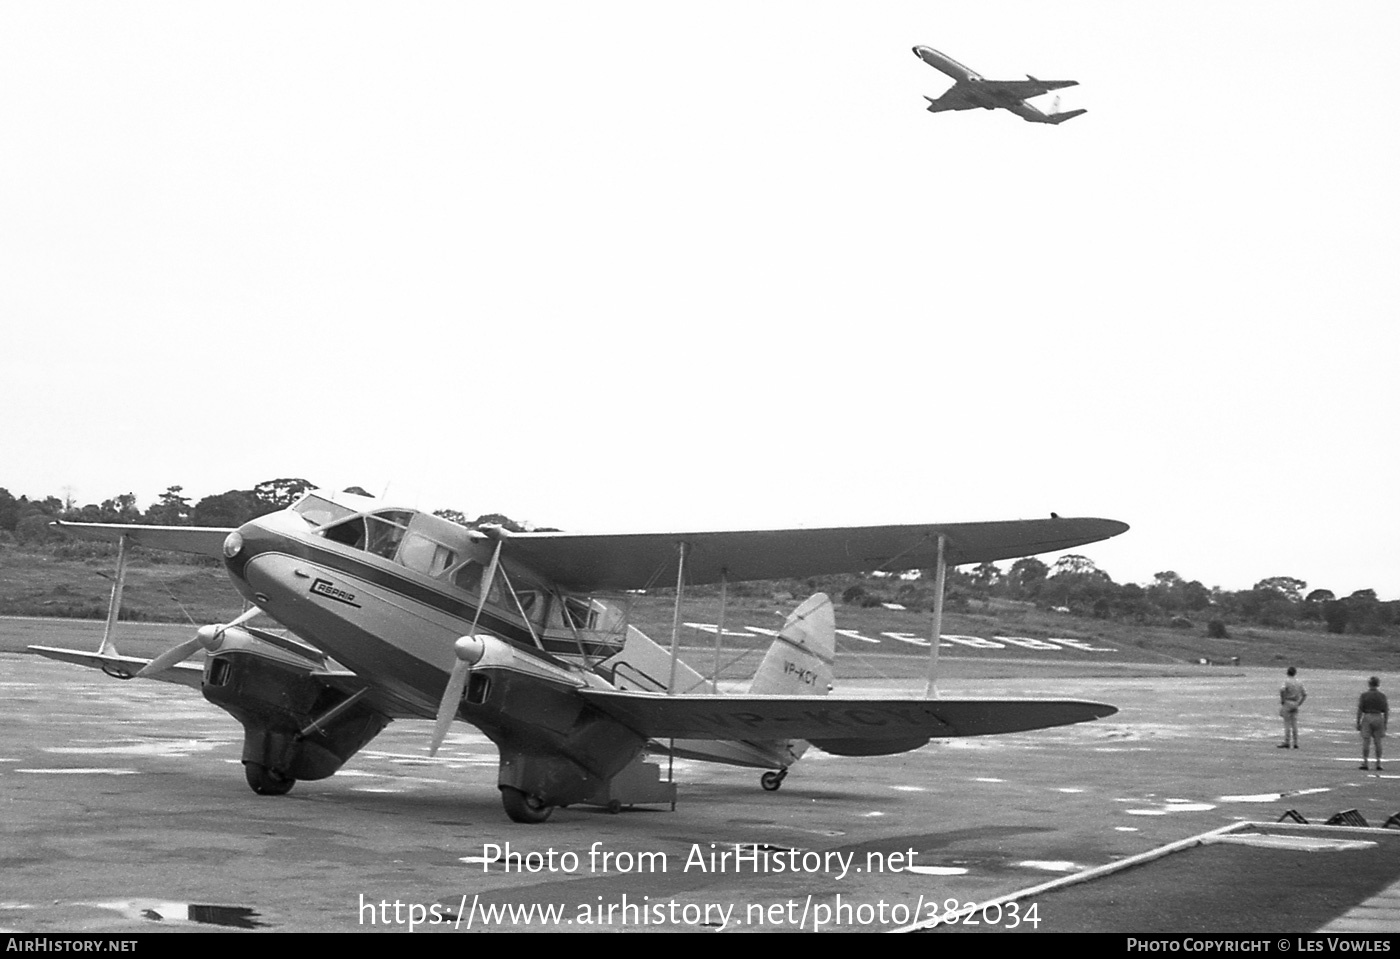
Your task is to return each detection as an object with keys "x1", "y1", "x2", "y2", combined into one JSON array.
[
  {"x1": 1046, "y1": 108, "x2": 1087, "y2": 124},
  {"x1": 747, "y1": 593, "x2": 835, "y2": 696}
]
